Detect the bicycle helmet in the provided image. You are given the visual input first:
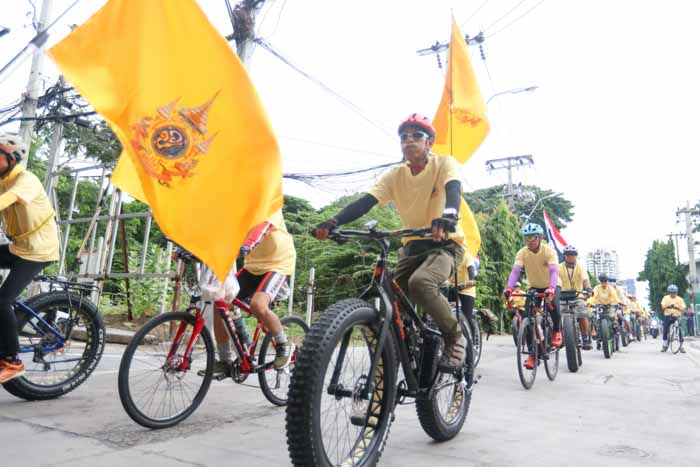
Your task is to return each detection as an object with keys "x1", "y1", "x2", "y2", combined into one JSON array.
[
  {"x1": 563, "y1": 245, "x2": 578, "y2": 256},
  {"x1": 598, "y1": 273, "x2": 609, "y2": 282},
  {"x1": 667, "y1": 284, "x2": 678, "y2": 294},
  {"x1": 514, "y1": 281, "x2": 522, "y2": 288},
  {"x1": 0, "y1": 133, "x2": 27, "y2": 162},
  {"x1": 521, "y1": 223, "x2": 544, "y2": 236},
  {"x1": 398, "y1": 113, "x2": 436, "y2": 137},
  {"x1": 608, "y1": 275, "x2": 617, "y2": 283}
]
